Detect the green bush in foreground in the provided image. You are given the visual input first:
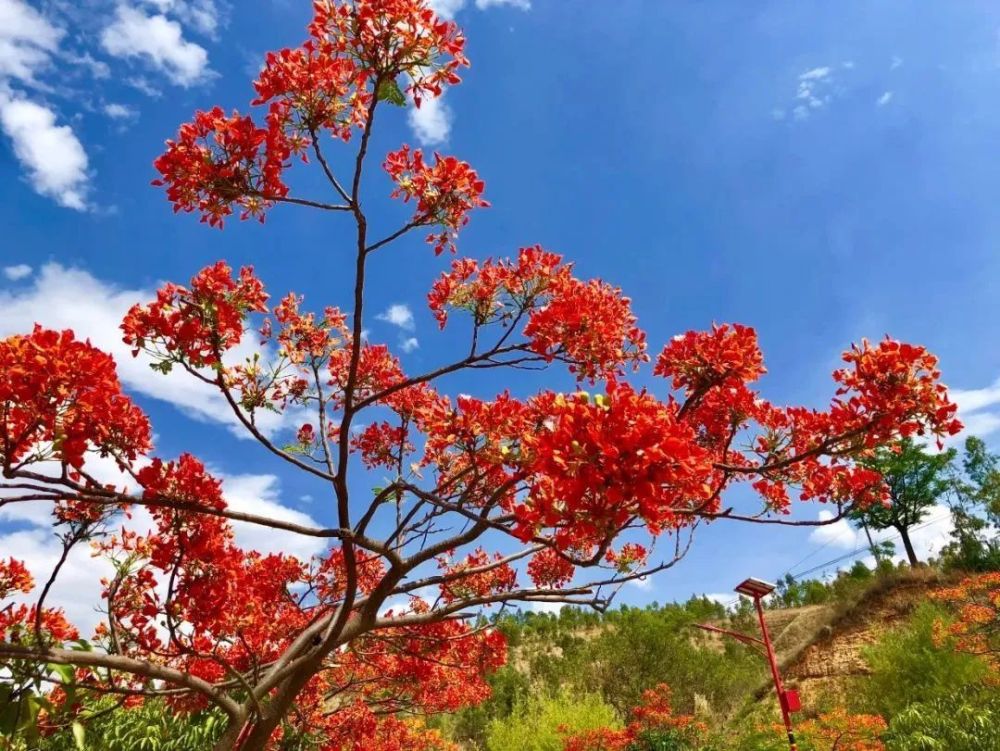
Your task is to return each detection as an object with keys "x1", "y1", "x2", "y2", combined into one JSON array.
[
  {"x1": 857, "y1": 602, "x2": 988, "y2": 719},
  {"x1": 886, "y1": 693, "x2": 1000, "y2": 751},
  {"x1": 485, "y1": 691, "x2": 620, "y2": 751}
]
